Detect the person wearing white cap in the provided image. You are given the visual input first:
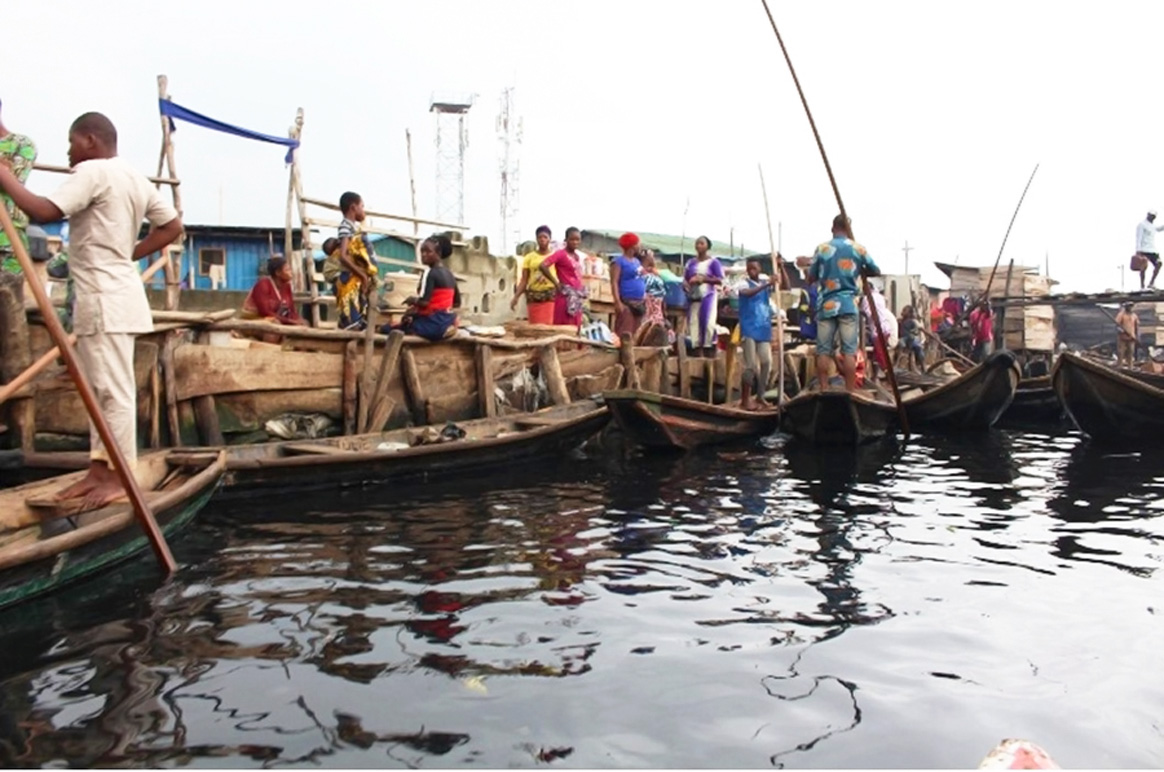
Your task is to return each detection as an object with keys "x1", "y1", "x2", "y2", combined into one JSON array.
[{"x1": 1135, "y1": 210, "x2": 1164, "y2": 289}]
